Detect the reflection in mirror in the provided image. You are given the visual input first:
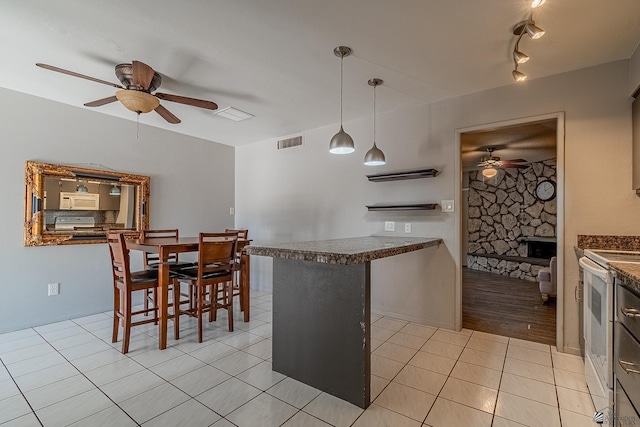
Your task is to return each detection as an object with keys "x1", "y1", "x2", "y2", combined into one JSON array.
[{"x1": 25, "y1": 161, "x2": 150, "y2": 246}]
